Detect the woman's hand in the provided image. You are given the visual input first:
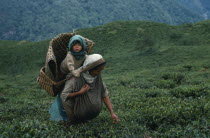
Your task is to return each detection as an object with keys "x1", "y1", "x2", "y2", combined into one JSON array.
[
  {"x1": 103, "y1": 96, "x2": 119, "y2": 124},
  {"x1": 79, "y1": 84, "x2": 90, "y2": 94},
  {"x1": 68, "y1": 84, "x2": 90, "y2": 98},
  {"x1": 111, "y1": 113, "x2": 119, "y2": 124}
]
